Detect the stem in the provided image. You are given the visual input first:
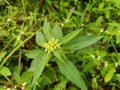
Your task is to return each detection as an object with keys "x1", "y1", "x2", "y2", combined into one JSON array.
[
  {"x1": 18, "y1": 49, "x2": 22, "y2": 75},
  {"x1": 4, "y1": 76, "x2": 12, "y2": 84},
  {"x1": 22, "y1": 0, "x2": 27, "y2": 17},
  {"x1": 0, "y1": 32, "x2": 36, "y2": 68},
  {"x1": 111, "y1": 40, "x2": 118, "y2": 53}
]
